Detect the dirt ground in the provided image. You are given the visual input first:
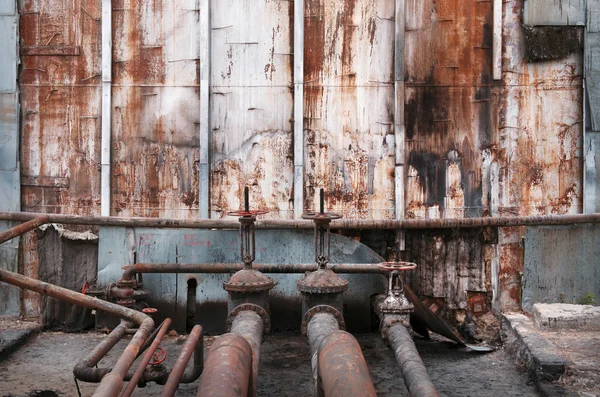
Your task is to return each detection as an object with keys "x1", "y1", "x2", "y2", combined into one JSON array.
[{"x1": 0, "y1": 329, "x2": 573, "y2": 397}]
